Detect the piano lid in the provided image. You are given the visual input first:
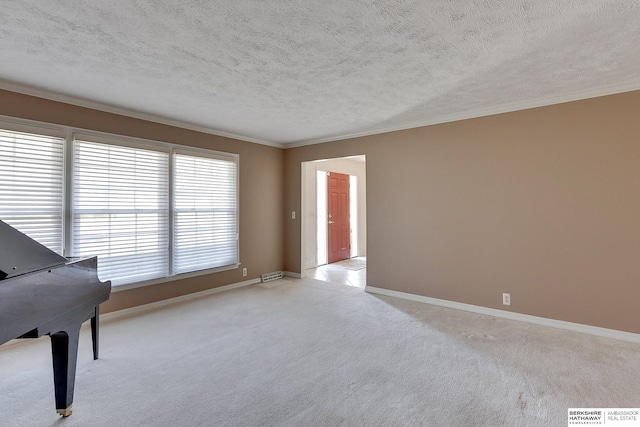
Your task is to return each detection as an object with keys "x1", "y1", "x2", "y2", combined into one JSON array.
[{"x1": 0, "y1": 220, "x2": 68, "y2": 280}]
